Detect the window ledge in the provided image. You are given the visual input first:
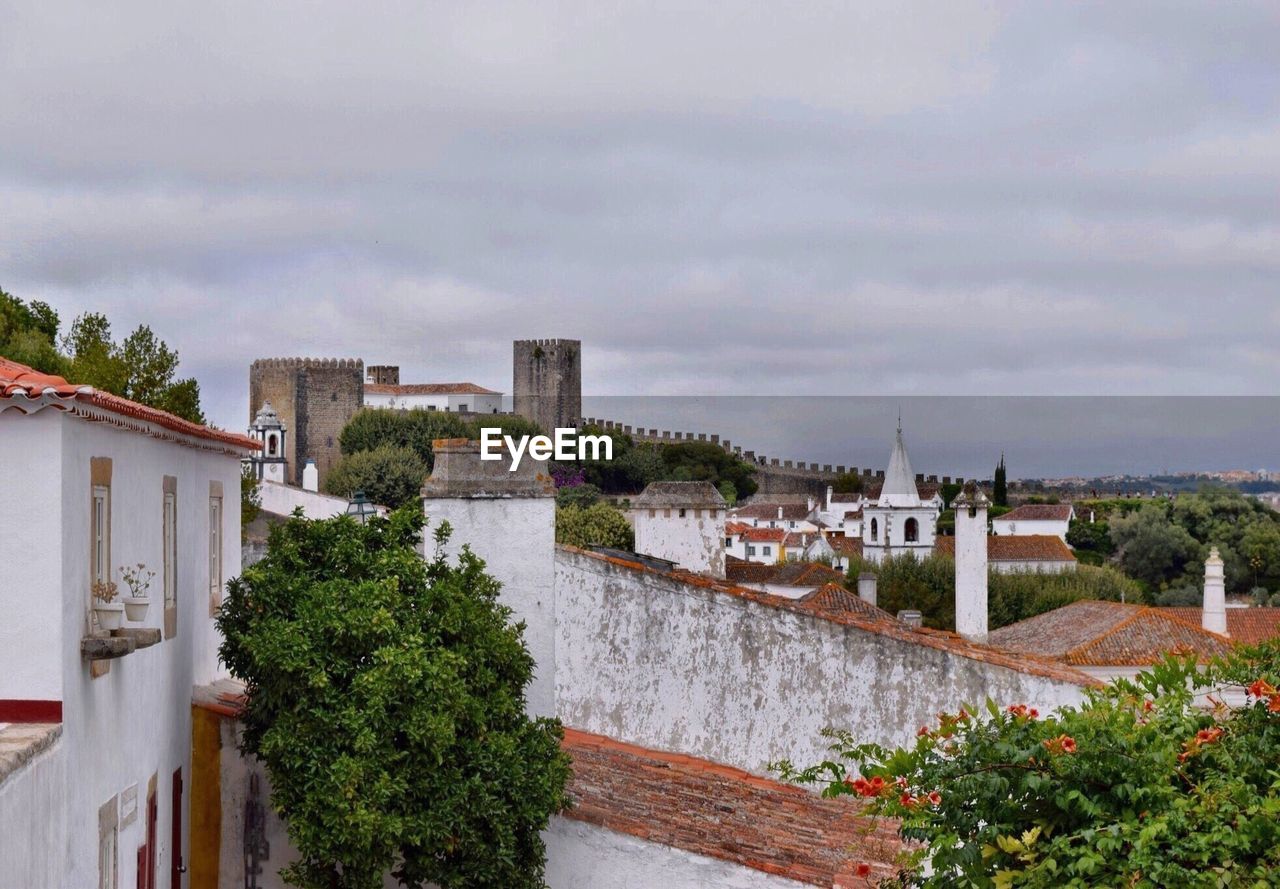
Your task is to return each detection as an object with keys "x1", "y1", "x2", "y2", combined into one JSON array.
[{"x1": 80, "y1": 629, "x2": 162, "y2": 661}]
